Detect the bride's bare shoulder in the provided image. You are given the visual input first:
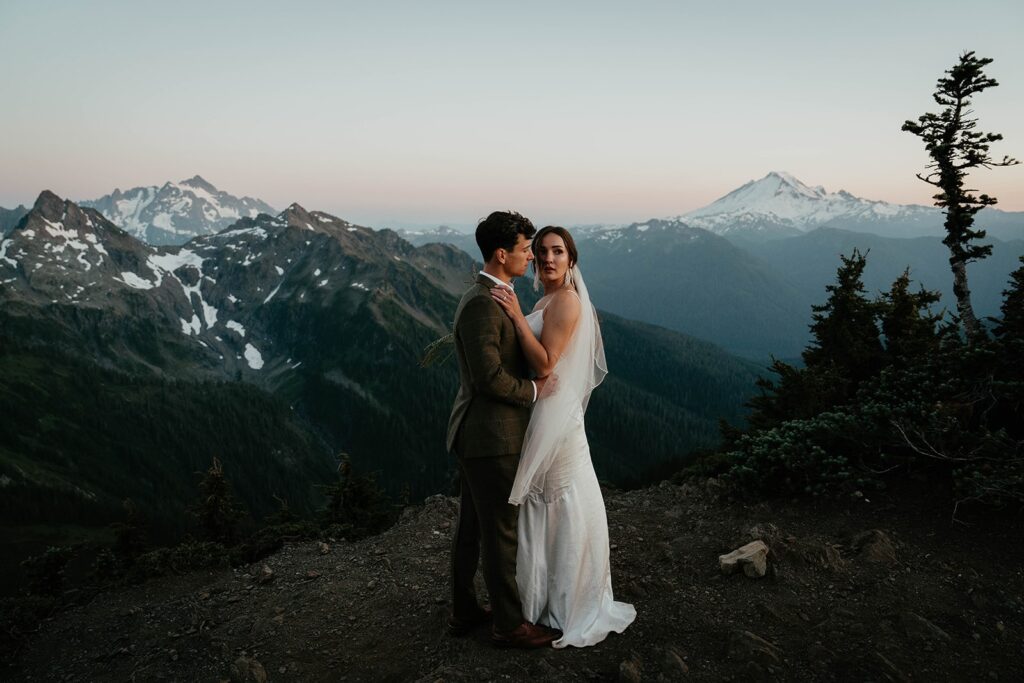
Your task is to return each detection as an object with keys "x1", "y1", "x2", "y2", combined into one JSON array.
[{"x1": 547, "y1": 288, "x2": 581, "y2": 321}]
